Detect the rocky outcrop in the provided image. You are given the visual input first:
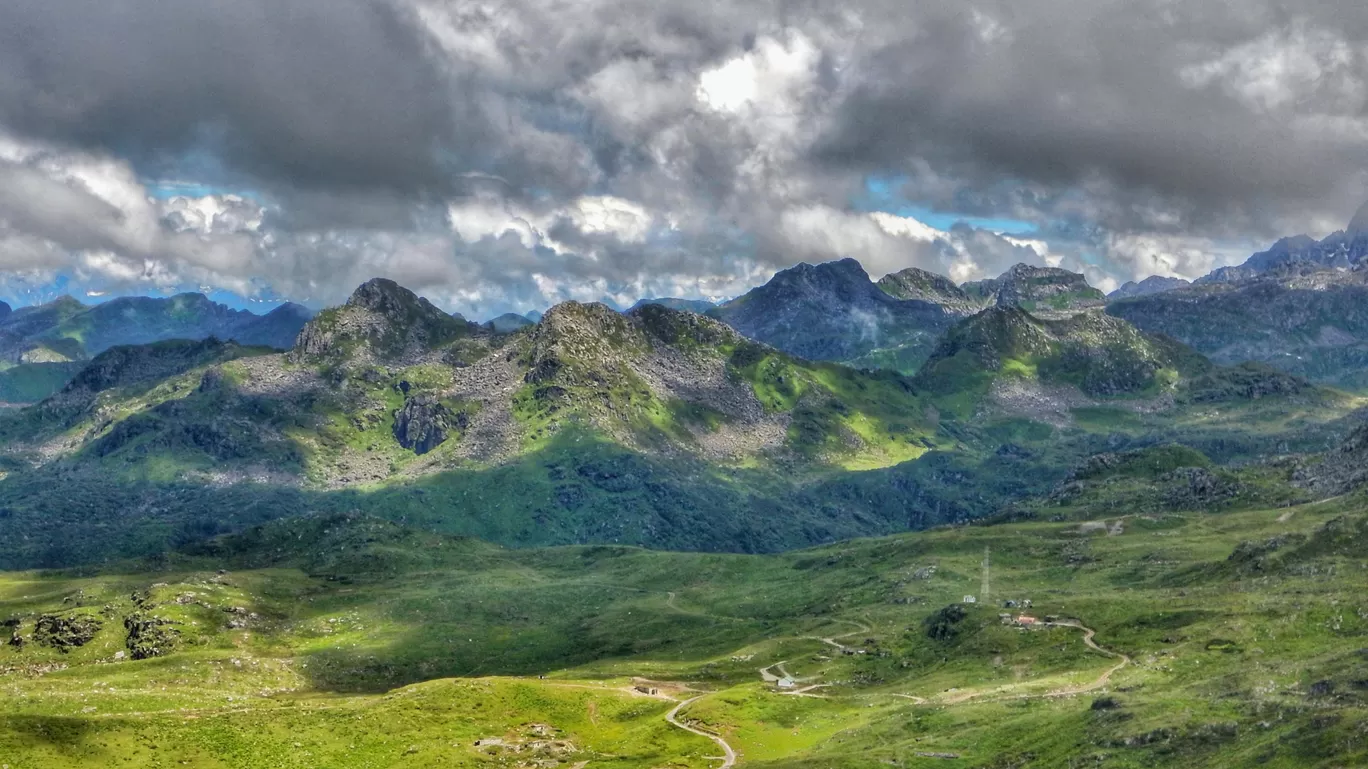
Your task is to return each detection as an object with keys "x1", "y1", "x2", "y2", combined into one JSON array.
[
  {"x1": 5, "y1": 617, "x2": 24, "y2": 648},
  {"x1": 393, "y1": 395, "x2": 468, "y2": 455},
  {"x1": 124, "y1": 613, "x2": 179, "y2": 660},
  {"x1": 1160, "y1": 467, "x2": 1238, "y2": 508},
  {"x1": 1294, "y1": 423, "x2": 1368, "y2": 496},
  {"x1": 33, "y1": 613, "x2": 103, "y2": 650},
  {"x1": 964, "y1": 264, "x2": 1106, "y2": 316}
]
